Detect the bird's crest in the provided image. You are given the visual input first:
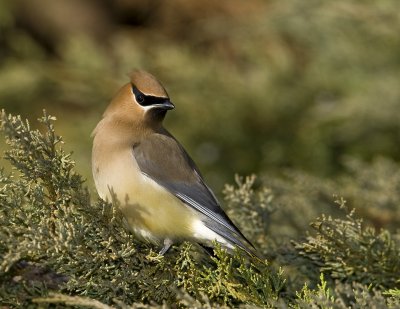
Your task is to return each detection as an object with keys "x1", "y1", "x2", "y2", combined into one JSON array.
[{"x1": 129, "y1": 70, "x2": 169, "y2": 98}]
